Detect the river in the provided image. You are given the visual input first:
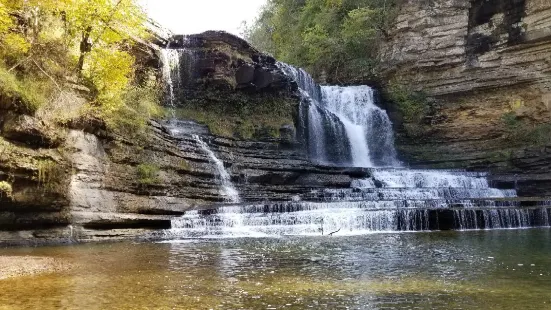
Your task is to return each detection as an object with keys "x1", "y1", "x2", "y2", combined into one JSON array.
[{"x1": 0, "y1": 229, "x2": 550, "y2": 309}]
